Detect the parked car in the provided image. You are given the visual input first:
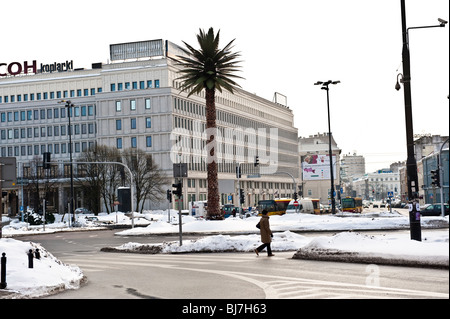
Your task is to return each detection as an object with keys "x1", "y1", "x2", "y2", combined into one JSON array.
[
  {"x1": 420, "y1": 203, "x2": 449, "y2": 216},
  {"x1": 75, "y1": 207, "x2": 92, "y2": 214}
]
